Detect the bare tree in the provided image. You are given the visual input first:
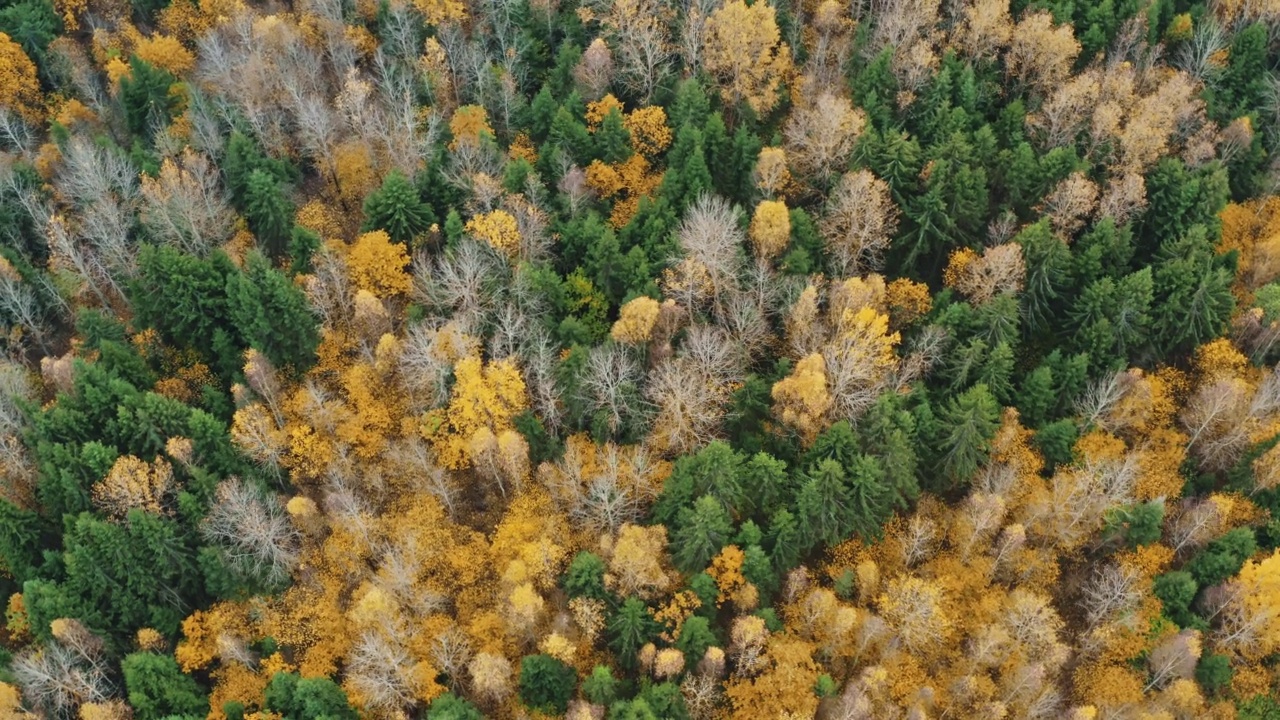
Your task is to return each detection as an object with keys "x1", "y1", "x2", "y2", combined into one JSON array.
[
  {"x1": 385, "y1": 435, "x2": 459, "y2": 517},
  {"x1": 573, "y1": 38, "x2": 616, "y2": 100},
  {"x1": 600, "y1": 0, "x2": 673, "y2": 103},
  {"x1": 12, "y1": 620, "x2": 113, "y2": 718},
  {"x1": 1145, "y1": 629, "x2": 1201, "y2": 691},
  {"x1": 1175, "y1": 19, "x2": 1228, "y2": 84},
  {"x1": 1075, "y1": 370, "x2": 1134, "y2": 429},
  {"x1": 784, "y1": 91, "x2": 866, "y2": 186},
  {"x1": 676, "y1": 194, "x2": 746, "y2": 302},
  {"x1": 821, "y1": 170, "x2": 899, "y2": 276},
  {"x1": 1081, "y1": 563, "x2": 1143, "y2": 628},
  {"x1": 140, "y1": 149, "x2": 235, "y2": 256},
  {"x1": 346, "y1": 631, "x2": 420, "y2": 712},
  {"x1": 201, "y1": 478, "x2": 301, "y2": 587},
  {"x1": 579, "y1": 343, "x2": 644, "y2": 437}
]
